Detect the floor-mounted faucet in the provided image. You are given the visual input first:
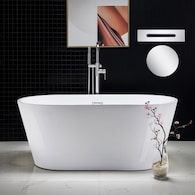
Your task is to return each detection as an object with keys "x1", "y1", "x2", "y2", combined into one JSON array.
[{"x1": 88, "y1": 42, "x2": 106, "y2": 94}]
